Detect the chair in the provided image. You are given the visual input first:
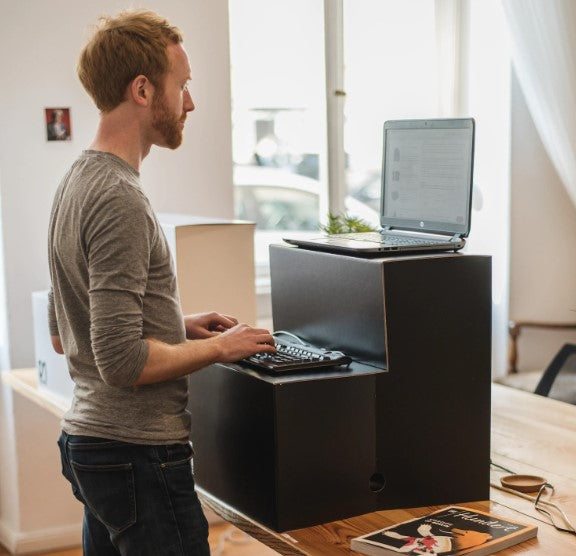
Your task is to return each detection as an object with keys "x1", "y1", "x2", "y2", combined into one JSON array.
[
  {"x1": 500, "y1": 320, "x2": 576, "y2": 396},
  {"x1": 534, "y1": 343, "x2": 576, "y2": 405},
  {"x1": 508, "y1": 320, "x2": 576, "y2": 374}
]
